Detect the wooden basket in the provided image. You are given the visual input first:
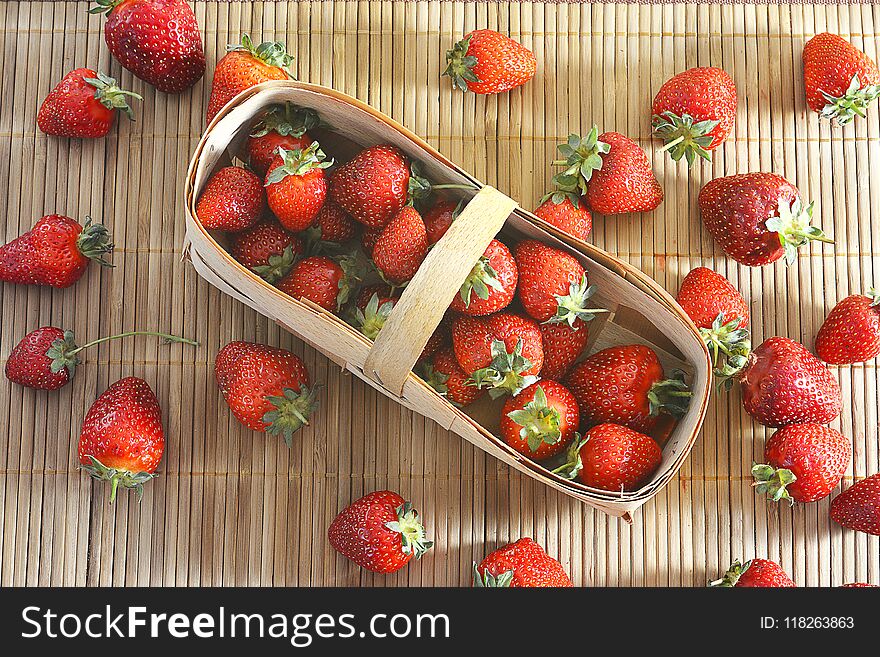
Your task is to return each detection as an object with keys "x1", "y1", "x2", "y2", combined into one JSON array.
[{"x1": 183, "y1": 81, "x2": 712, "y2": 520}]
